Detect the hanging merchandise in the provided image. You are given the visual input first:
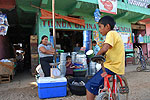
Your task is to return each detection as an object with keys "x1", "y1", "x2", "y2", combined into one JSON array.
[
  {"x1": 94, "y1": 8, "x2": 101, "y2": 23},
  {"x1": 113, "y1": 25, "x2": 119, "y2": 31},
  {"x1": 0, "y1": 25, "x2": 8, "y2": 36},
  {"x1": 132, "y1": 33, "x2": 135, "y2": 43},
  {"x1": 0, "y1": 11, "x2": 9, "y2": 36}
]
